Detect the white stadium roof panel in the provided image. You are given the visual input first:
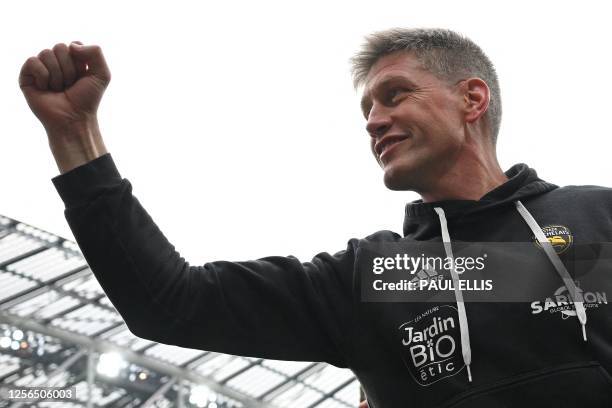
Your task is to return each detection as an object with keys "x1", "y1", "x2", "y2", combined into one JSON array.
[{"x1": 0, "y1": 216, "x2": 359, "y2": 407}]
